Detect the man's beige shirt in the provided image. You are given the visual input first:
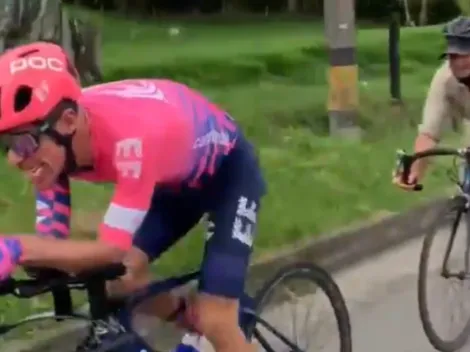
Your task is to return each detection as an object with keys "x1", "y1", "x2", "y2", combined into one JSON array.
[
  {"x1": 419, "y1": 60, "x2": 470, "y2": 144},
  {"x1": 420, "y1": 60, "x2": 470, "y2": 143}
]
